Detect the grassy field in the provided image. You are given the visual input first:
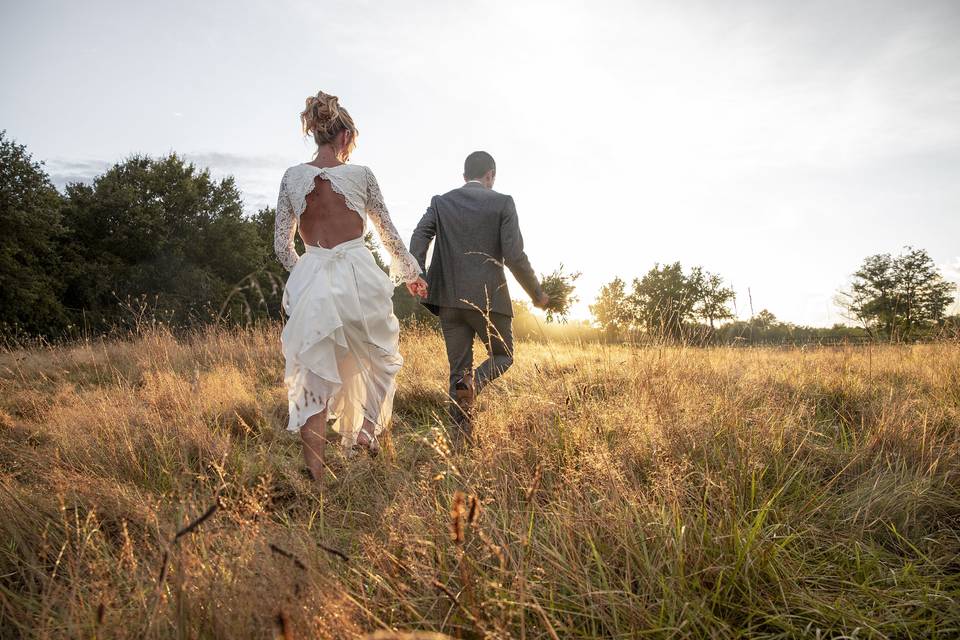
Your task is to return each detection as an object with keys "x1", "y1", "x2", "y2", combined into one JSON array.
[{"x1": 1, "y1": 326, "x2": 959, "y2": 639}]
